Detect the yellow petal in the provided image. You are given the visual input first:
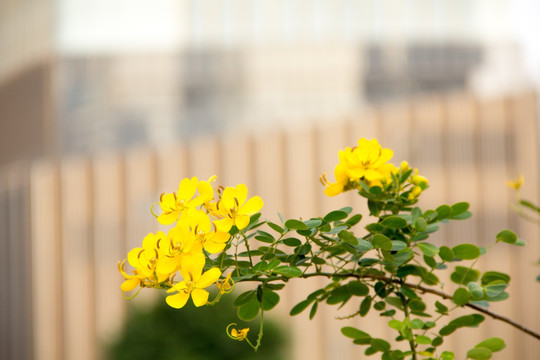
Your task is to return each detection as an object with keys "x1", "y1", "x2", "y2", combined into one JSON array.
[
  {"x1": 203, "y1": 241, "x2": 227, "y2": 254},
  {"x1": 214, "y1": 218, "x2": 234, "y2": 232},
  {"x1": 191, "y1": 288, "x2": 210, "y2": 307},
  {"x1": 179, "y1": 252, "x2": 205, "y2": 282},
  {"x1": 234, "y1": 184, "x2": 248, "y2": 205},
  {"x1": 166, "y1": 291, "x2": 190, "y2": 309},
  {"x1": 235, "y1": 214, "x2": 250, "y2": 230},
  {"x1": 121, "y1": 278, "x2": 140, "y2": 292},
  {"x1": 240, "y1": 196, "x2": 263, "y2": 216},
  {"x1": 158, "y1": 211, "x2": 180, "y2": 225},
  {"x1": 178, "y1": 177, "x2": 198, "y2": 201},
  {"x1": 196, "y1": 267, "x2": 222, "y2": 288}
]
